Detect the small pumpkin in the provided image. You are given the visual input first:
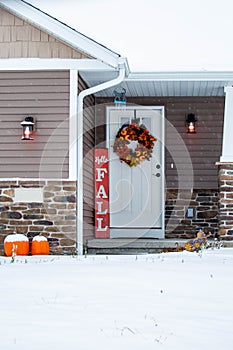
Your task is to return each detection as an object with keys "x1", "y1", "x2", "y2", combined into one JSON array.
[
  {"x1": 184, "y1": 230, "x2": 207, "y2": 252},
  {"x1": 4, "y1": 234, "x2": 29, "y2": 257},
  {"x1": 31, "y1": 235, "x2": 50, "y2": 255}
]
